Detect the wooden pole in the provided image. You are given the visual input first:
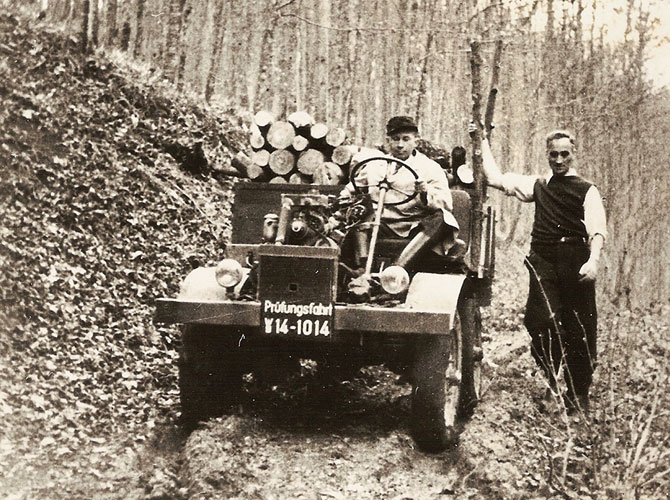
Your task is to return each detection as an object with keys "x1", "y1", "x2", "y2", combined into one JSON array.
[
  {"x1": 469, "y1": 40, "x2": 484, "y2": 277},
  {"x1": 482, "y1": 39, "x2": 503, "y2": 278},
  {"x1": 81, "y1": 0, "x2": 90, "y2": 53},
  {"x1": 485, "y1": 39, "x2": 503, "y2": 140}
]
